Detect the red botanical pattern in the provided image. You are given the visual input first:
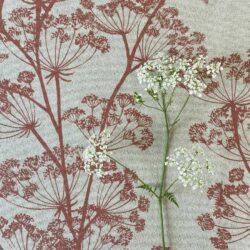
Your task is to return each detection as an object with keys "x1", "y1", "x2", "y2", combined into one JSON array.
[
  {"x1": 0, "y1": 78, "x2": 37, "y2": 138},
  {"x1": 0, "y1": 146, "x2": 149, "y2": 249},
  {"x1": 0, "y1": 0, "x2": 208, "y2": 248},
  {"x1": 197, "y1": 168, "x2": 250, "y2": 249},
  {"x1": 0, "y1": 0, "x2": 152, "y2": 248},
  {"x1": 1, "y1": 3, "x2": 110, "y2": 83},
  {"x1": 189, "y1": 105, "x2": 250, "y2": 172},
  {"x1": 0, "y1": 53, "x2": 8, "y2": 63},
  {"x1": 80, "y1": 0, "x2": 207, "y2": 130},
  {"x1": 63, "y1": 93, "x2": 154, "y2": 151},
  {"x1": 0, "y1": 214, "x2": 75, "y2": 249},
  {"x1": 192, "y1": 52, "x2": 250, "y2": 249},
  {"x1": 190, "y1": 53, "x2": 250, "y2": 173},
  {"x1": 0, "y1": 145, "x2": 85, "y2": 210},
  {"x1": 201, "y1": 53, "x2": 250, "y2": 105},
  {"x1": 17, "y1": 71, "x2": 35, "y2": 84}
]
